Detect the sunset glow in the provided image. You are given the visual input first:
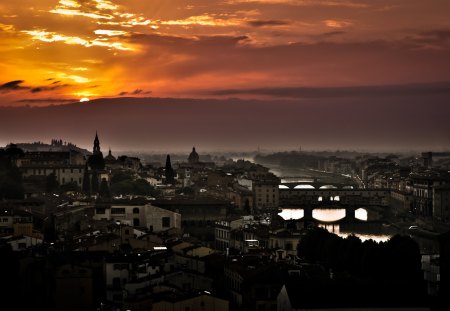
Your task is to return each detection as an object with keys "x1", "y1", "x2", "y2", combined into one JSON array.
[{"x1": 0, "y1": 1, "x2": 449, "y2": 150}]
